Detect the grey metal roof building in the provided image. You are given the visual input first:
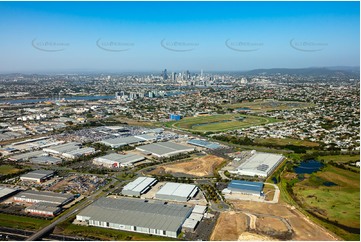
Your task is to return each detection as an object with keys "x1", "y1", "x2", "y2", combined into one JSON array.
[
  {"x1": 100, "y1": 136, "x2": 148, "y2": 148},
  {"x1": 101, "y1": 136, "x2": 142, "y2": 147},
  {"x1": 222, "y1": 180, "x2": 264, "y2": 196},
  {"x1": 29, "y1": 156, "x2": 62, "y2": 165},
  {"x1": 187, "y1": 139, "x2": 221, "y2": 149},
  {"x1": 0, "y1": 186, "x2": 18, "y2": 201},
  {"x1": 20, "y1": 170, "x2": 55, "y2": 183},
  {"x1": 13, "y1": 190, "x2": 74, "y2": 206},
  {"x1": 122, "y1": 177, "x2": 157, "y2": 197},
  {"x1": 182, "y1": 218, "x2": 198, "y2": 232},
  {"x1": 8, "y1": 150, "x2": 46, "y2": 162},
  {"x1": 62, "y1": 147, "x2": 96, "y2": 159},
  {"x1": 25, "y1": 202, "x2": 61, "y2": 217},
  {"x1": 93, "y1": 153, "x2": 145, "y2": 168},
  {"x1": 230, "y1": 151, "x2": 284, "y2": 178},
  {"x1": 43, "y1": 142, "x2": 80, "y2": 155},
  {"x1": 76, "y1": 197, "x2": 193, "y2": 238},
  {"x1": 136, "y1": 142, "x2": 194, "y2": 158},
  {"x1": 155, "y1": 182, "x2": 199, "y2": 202}
]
